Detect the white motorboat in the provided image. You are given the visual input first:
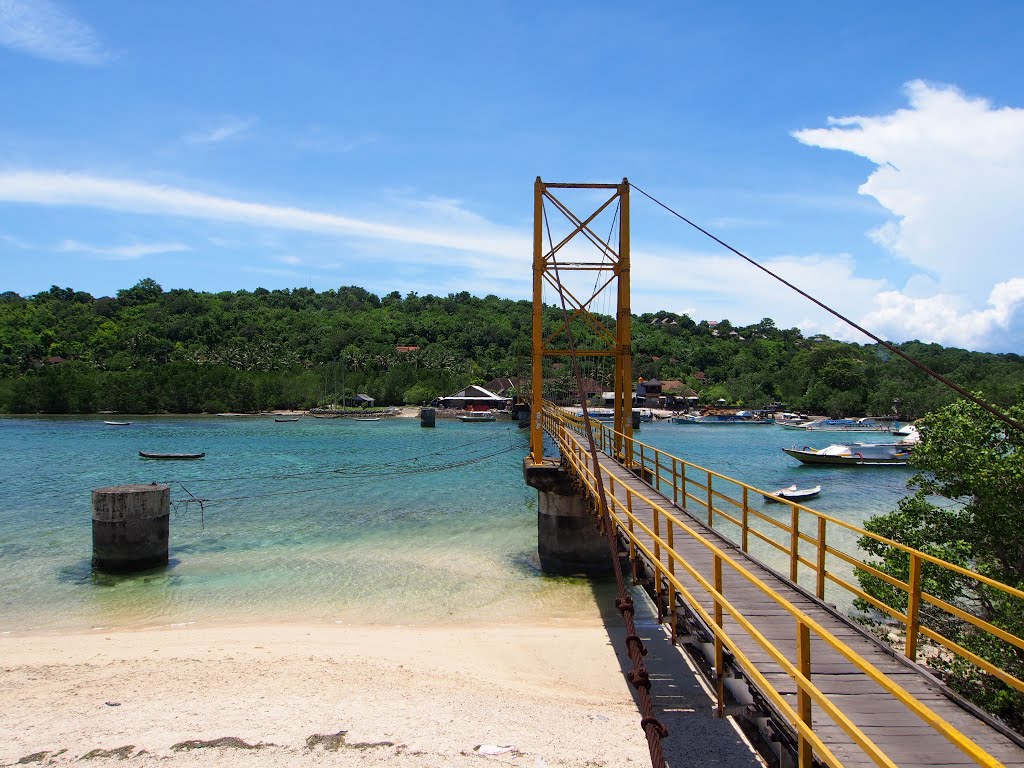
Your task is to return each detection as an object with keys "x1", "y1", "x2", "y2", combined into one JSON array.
[{"x1": 763, "y1": 484, "x2": 822, "y2": 503}]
